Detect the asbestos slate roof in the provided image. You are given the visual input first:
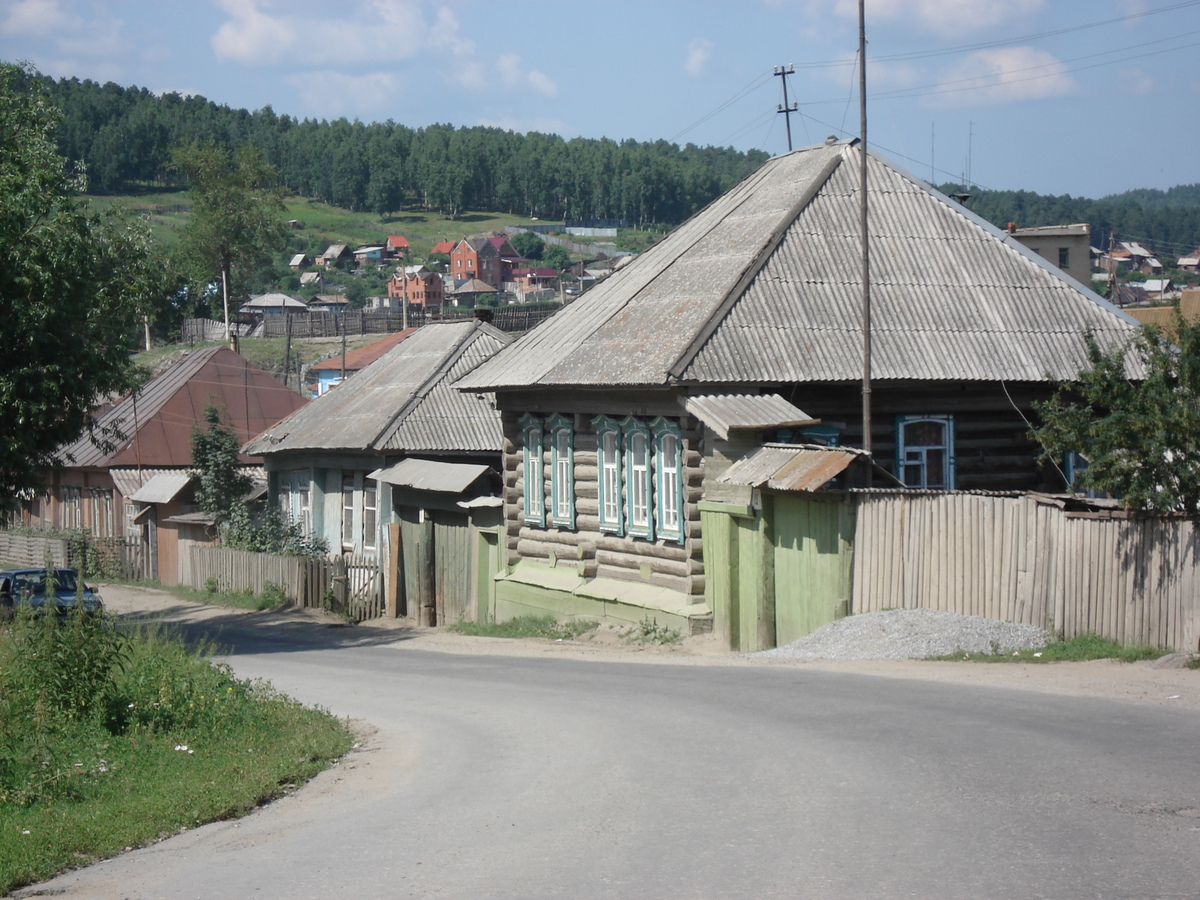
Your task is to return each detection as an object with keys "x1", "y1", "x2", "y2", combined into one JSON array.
[
  {"x1": 244, "y1": 321, "x2": 512, "y2": 456},
  {"x1": 458, "y1": 141, "x2": 1141, "y2": 391}
]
